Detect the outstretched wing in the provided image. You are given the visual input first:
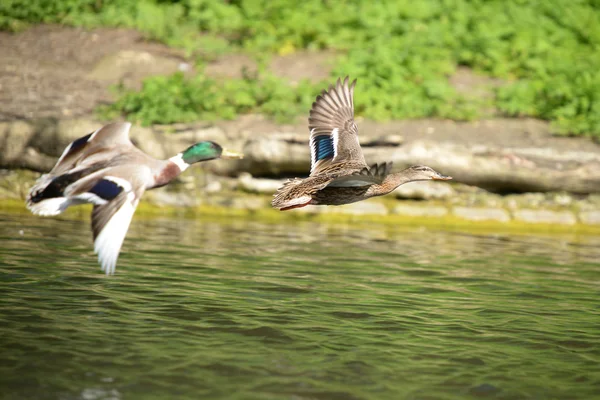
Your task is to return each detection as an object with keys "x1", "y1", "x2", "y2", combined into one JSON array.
[
  {"x1": 51, "y1": 122, "x2": 134, "y2": 176},
  {"x1": 308, "y1": 77, "x2": 367, "y2": 176},
  {"x1": 64, "y1": 168, "x2": 146, "y2": 275},
  {"x1": 91, "y1": 184, "x2": 142, "y2": 275}
]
